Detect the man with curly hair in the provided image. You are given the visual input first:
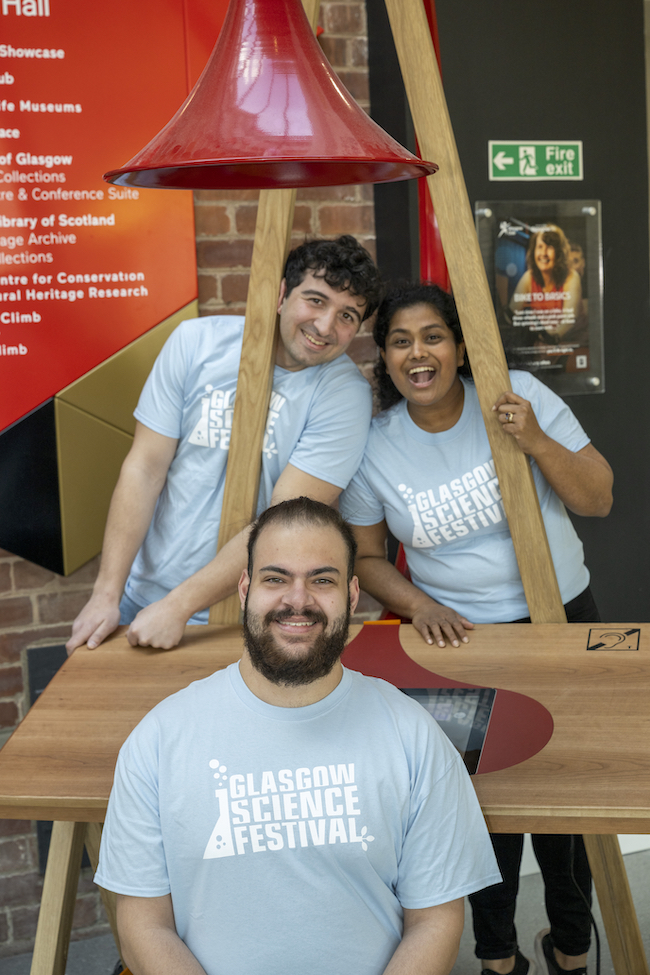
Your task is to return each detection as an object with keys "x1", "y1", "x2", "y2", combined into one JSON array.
[{"x1": 67, "y1": 237, "x2": 383, "y2": 653}]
